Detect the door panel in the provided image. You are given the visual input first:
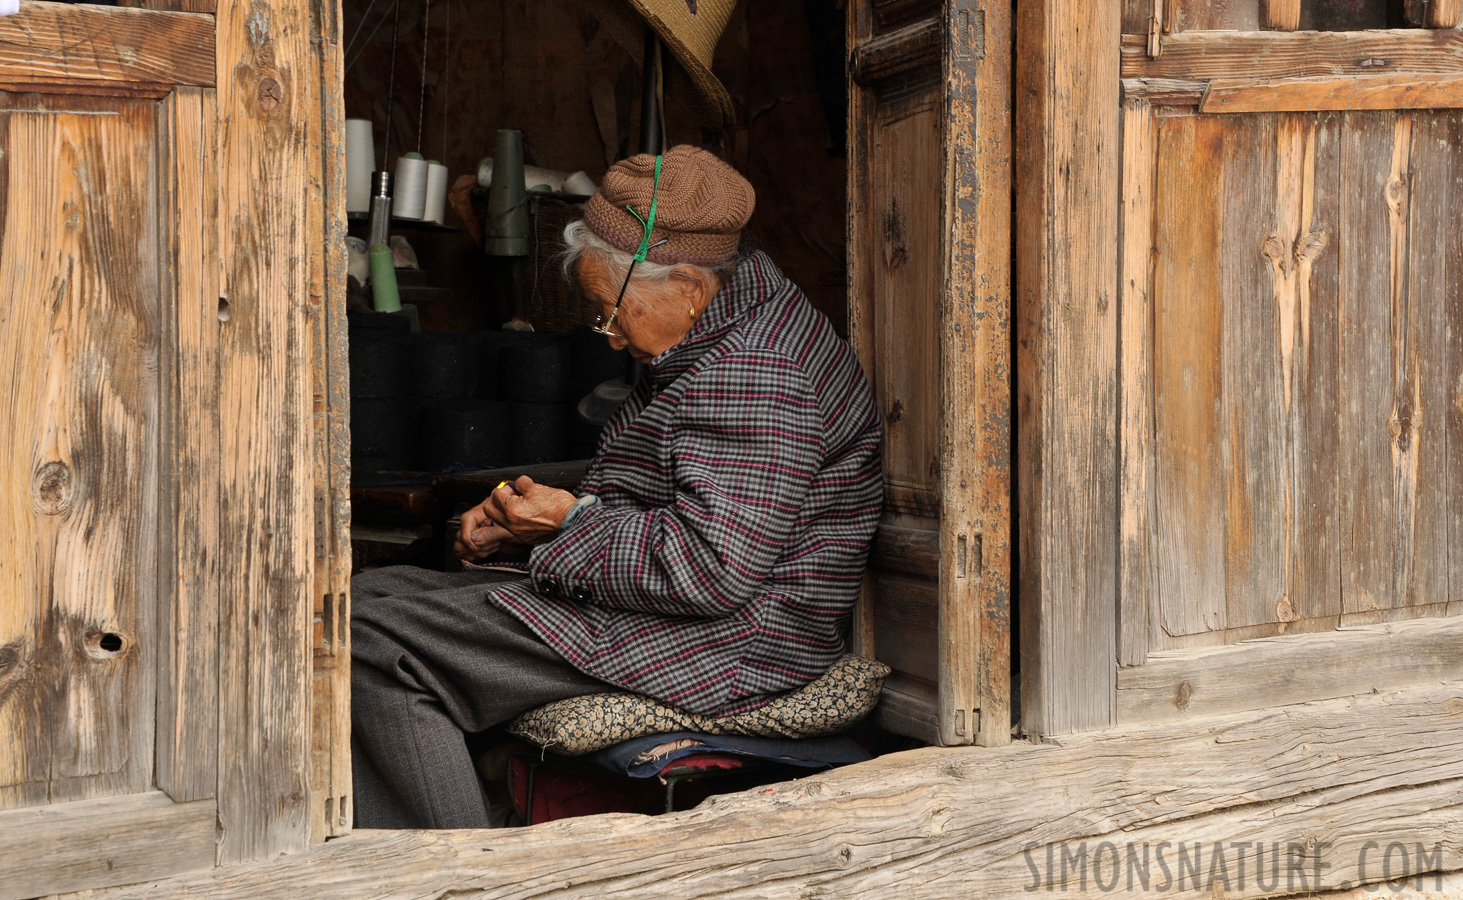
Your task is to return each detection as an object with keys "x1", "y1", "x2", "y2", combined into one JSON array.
[
  {"x1": 1116, "y1": 17, "x2": 1463, "y2": 678},
  {"x1": 0, "y1": 92, "x2": 160, "y2": 810}
]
